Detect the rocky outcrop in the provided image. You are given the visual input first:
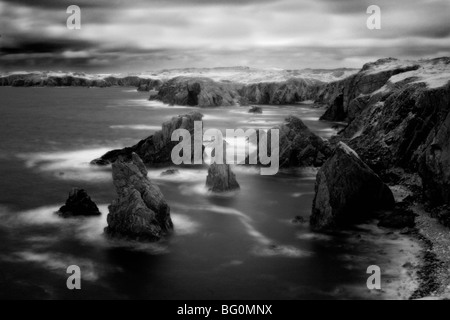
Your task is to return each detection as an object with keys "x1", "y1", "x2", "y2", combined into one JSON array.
[
  {"x1": 206, "y1": 163, "x2": 240, "y2": 192},
  {"x1": 105, "y1": 153, "x2": 173, "y2": 241},
  {"x1": 317, "y1": 57, "x2": 450, "y2": 212},
  {"x1": 245, "y1": 116, "x2": 331, "y2": 167},
  {"x1": 58, "y1": 188, "x2": 101, "y2": 217},
  {"x1": 137, "y1": 79, "x2": 163, "y2": 92},
  {"x1": 310, "y1": 142, "x2": 395, "y2": 230},
  {"x1": 0, "y1": 73, "x2": 162, "y2": 89},
  {"x1": 91, "y1": 111, "x2": 204, "y2": 165},
  {"x1": 274, "y1": 116, "x2": 332, "y2": 167},
  {"x1": 239, "y1": 78, "x2": 323, "y2": 105},
  {"x1": 152, "y1": 76, "x2": 241, "y2": 107},
  {"x1": 317, "y1": 58, "x2": 420, "y2": 122}
]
